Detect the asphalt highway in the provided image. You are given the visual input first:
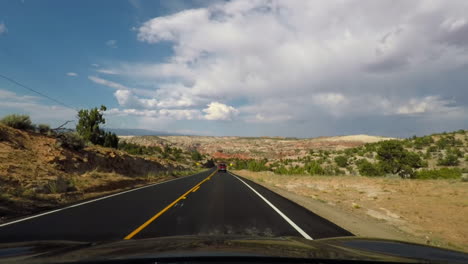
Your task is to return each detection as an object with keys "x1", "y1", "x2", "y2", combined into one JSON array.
[{"x1": 0, "y1": 169, "x2": 352, "y2": 242}]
